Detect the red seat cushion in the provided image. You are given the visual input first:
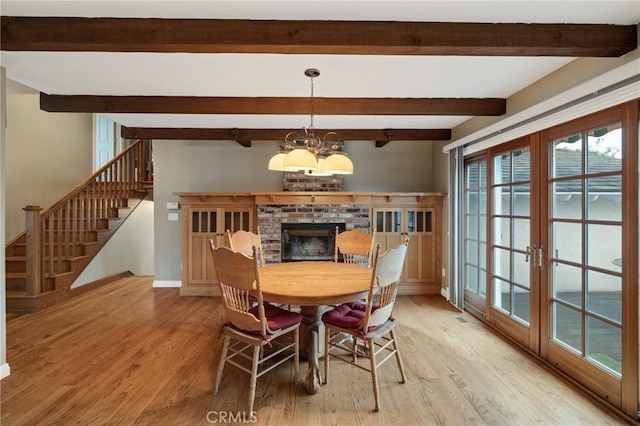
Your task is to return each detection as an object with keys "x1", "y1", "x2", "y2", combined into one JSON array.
[
  {"x1": 249, "y1": 303, "x2": 301, "y2": 332},
  {"x1": 322, "y1": 301, "x2": 369, "y2": 329}
]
